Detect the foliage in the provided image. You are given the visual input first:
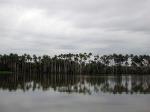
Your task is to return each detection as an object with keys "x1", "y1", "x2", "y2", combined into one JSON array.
[{"x1": 0, "y1": 53, "x2": 150, "y2": 75}]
